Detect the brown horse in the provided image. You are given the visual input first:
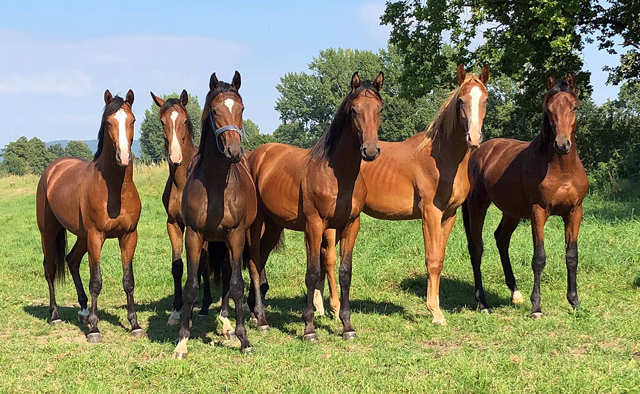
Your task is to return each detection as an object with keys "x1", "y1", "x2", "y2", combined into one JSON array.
[
  {"x1": 172, "y1": 71, "x2": 257, "y2": 358},
  {"x1": 462, "y1": 74, "x2": 588, "y2": 317},
  {"x1": 247, "y1": 72, "x2": 384, "y2": 341},
  {"x1": 36, "y1": 90, "x2": 142, "y2": 343},
  {"x1": 150, "y1": 90, "x2": 216, "y2": 325},
  {"x1": 317, "y1": 65, "x2": 490, "y2": 324}
]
